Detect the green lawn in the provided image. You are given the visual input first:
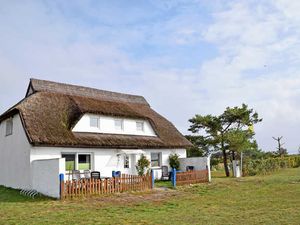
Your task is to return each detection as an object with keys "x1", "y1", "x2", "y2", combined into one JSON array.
[{"x1": 0, "y1": 168, "x2": 300, "y2": 225}]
